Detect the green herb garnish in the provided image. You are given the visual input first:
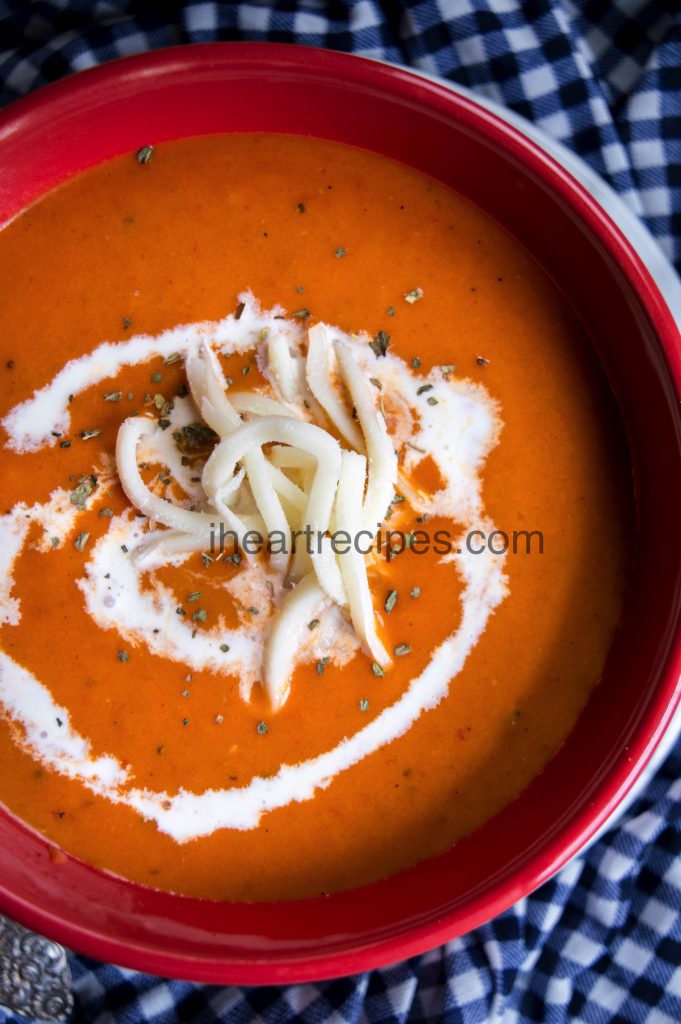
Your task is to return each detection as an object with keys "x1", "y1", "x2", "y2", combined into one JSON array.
[{"x1": 70, "y1": 479, "x2": 94, "y2": 508}]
